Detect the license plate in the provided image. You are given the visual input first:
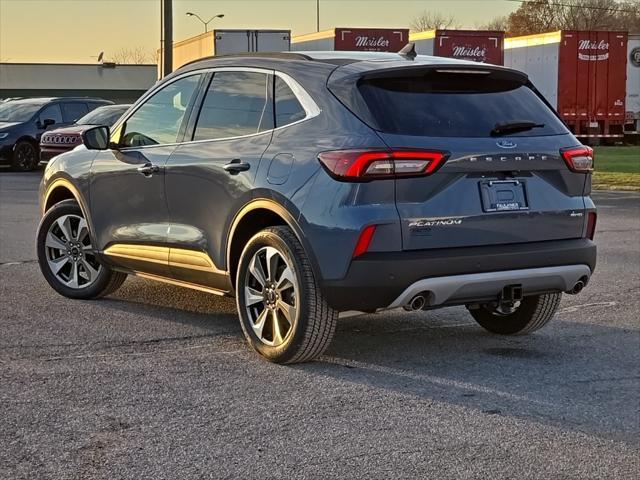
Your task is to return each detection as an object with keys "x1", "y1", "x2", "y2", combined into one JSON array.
[{"x1": 479, "y1": 180, "x2": 529, "y2": 212}]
